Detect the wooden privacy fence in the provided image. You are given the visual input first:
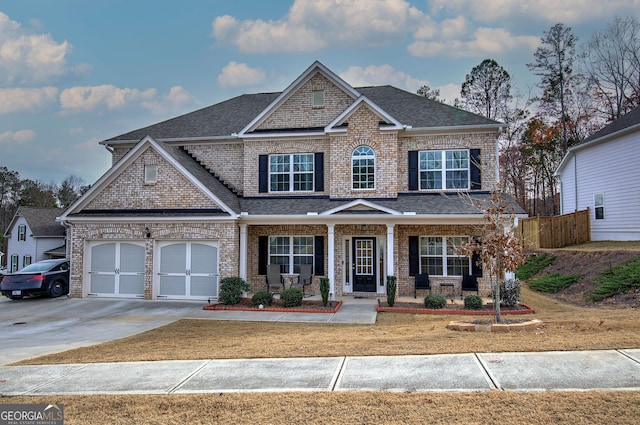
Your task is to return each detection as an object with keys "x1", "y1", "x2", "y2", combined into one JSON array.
[{"x1": 516, "y1": 209, "x2": 590, "y2": 249}]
